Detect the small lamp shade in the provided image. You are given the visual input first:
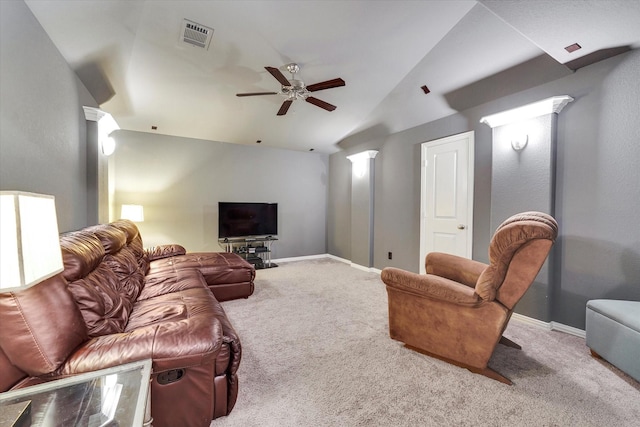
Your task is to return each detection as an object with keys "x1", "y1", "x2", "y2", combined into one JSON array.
[
  {"x1": 0, "y1": 192, "x2": 64, "y2": 290},
  {"x1": 121, "y1": 204, "x2": 144, "y2": 222}
]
